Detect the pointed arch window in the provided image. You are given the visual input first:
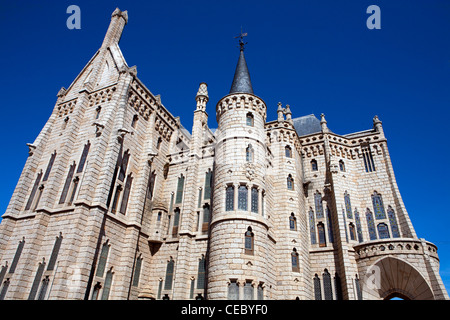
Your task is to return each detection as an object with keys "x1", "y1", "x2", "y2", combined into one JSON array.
[
  {"x1": 9, "y1": 238, "x2": 25, "y2": 274},
  {"x1": 355, "y1": 275, "x2": 363, "y2": 300},
  {"x1": 244, "y1": 227, "x2": 254, "y2": 255},
  {"x1": 309, "y1": 208, "x2": 316, "y2": 245},
  {"x1": 387, "y1": 206, "x2": 400, "y2": 238},
  {"x1": 43, "y1": 151, "x2": 57, "y2": 182},
  {"x1": 118, "y1": 149, "x2": 130, "y2": 182},
  {"x1": 372, "y1": 191, "x2": 386, "y2": 219},
  {"x1": 354, "y1": 209, "x2": 364, "y2": 243},
  {"x1": 202, "y1": 204, "x2": 210, "y2": 233},
  {"x1": 175, "y1": 174, "x2": 185, "y2": 204},
  {"x1": 91, "y1": 283, "x2": 102, "y2": 300},
  {"x1": 119, "y1": 173, "x2": 133, "y2": 215},
  {"x1": 311, "y1": 159, "x2": 318, "y2": 171},
  {"x1": 197, "y1": 256, "x2": 206, "y2": 289},
  {"x1": 349, "y1": 223, "x2": 356, "y2": 241},
  {"x1": 132, "y1": 255, "x2": 143, "y2": 287},
  {"x1": 96, "y1": 241, "x2": 110, "y2": 278},
  {"x1": 225, "y1": 185, "x2": 234, "y2": 211},
  {"x1": 339, "y1": 160, "x2": 345, "y2": 172},
  {"x1": 366, "y1": 209, "x2": 377, "y2": 240},
  {"x1": 314, "y1": 191, "x2": 324, "y2": 218},
  {"x1": 323, "y1": 269, "x2": 333, "y2": 300},
  {"x1": 291, "y1": 248, "x2": 300, "y2": 272},
  {"x1": 313, "y1": 274, "x2": 322, "y2": 300},
  {"x1": 287, "y1": 174, "x2": 294, "y2": 190},
  {"x1": 147, "y1": 170, "x2": 156, "y2": 200},
  {"x1": 377, "y1": 223, "x2": 390, "y2": 239},
  {"x1": 246, "y1": 144, "x2": 254, "y2": 162},
  {"x1": 204, "y1": 169, "x2": 212, "y2": 200},
  {"x1": 25, "y1": 171, "x2": 43, "y2": 210},
  {"x1": 334, "y1": 273, "x2": 343, "y2": 300},
  {"x1": 95, "y1": 106, "x2": 102, "y2": 120},
  {"x1": 173, "y1": 208, "x2": 180, "y2": 236},
  {"x1": 156, "y1": 137, "x2": 162, "y2": 150},
  {"x1": 68, "y1": 176, "x2": 79, "y2": 205},
  {"x1": 77, "y1": 141, "x2": 91, "y2": 173},
  {"x1": 164, "y1": 258, "x2": 175, "y2": 290},
  {"x1": 344, "y1": 191, "x2": 352, "y2": 219},
  {"x1": 246, "y1": 112, "x2": 254, "y2": 126},
  {"x1": 37, "y1": 276, "x2": 50, "y2": 300},
  {"x1": 131, "y1": 115, "x2": 138, "y2": 128},
  {"x1": 285, "y1": 145, "x2": 292, "y2": 158},
  {"x1": 238, "y1": 185, "x2": 248, "y2": 210},
  {"x1": 318, "y1": 223, "x2": 326, "y2": 247},
  {"x1": 362, "y1": 145, "x2": 376, "y2": 172},
  {"x1": 101, "y1": 269, "x2": 113, "y2": 300},
  {"x1": 47, "y1": 233, "x2": 63, "y2": 271},
  {"x1": 326, "y1": 207, "x2": 334, "y2": 243},
  {"x1": 289, "y1": 213, "x2": 297, "y2": 231},
  {"x1": 29, "y1": 260, "x2": 46, "y2": 300}
]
